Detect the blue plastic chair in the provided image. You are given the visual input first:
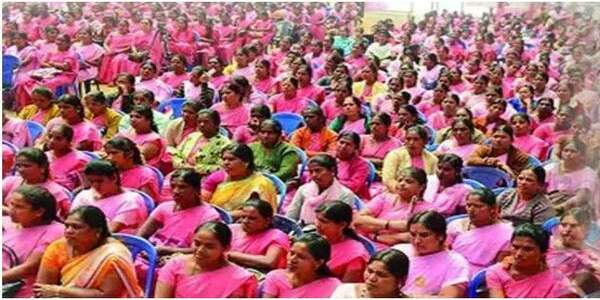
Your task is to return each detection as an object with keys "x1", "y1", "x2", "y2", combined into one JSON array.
[
  {"x1": 211, "y1": 204, "x2": 233, "y2": 224},
  {"x1": 81, "y1": 151, "x2": 101, "y2": 160},
  {"x1": 2, "y1": 140, "x2": 19, "y2": 154},
  {"x1": 25, "y1": 121, "x2": 45, "y2": 144},
  {"x1": 3, "y1": 244, "x2": 19, "y2": 268},
  {"x1": 542, "y1": 217, "x2": 559, "y2": 235},
  {"x1": 147, "y1": 166, "x2": 165, "y2": 191},
  {"x1": 113, "y1": 233, "x2": 157, "y2": 298},
  {"x1": 157, "y1": 98, "x2": 186, "y2": 119},
  {"x1": 462, "y1": 166, "x2": 513, "y2": 189},
  {"x1": 273, "y1": 112, "x2": 304, "y2": 135},
  {"x1": 361, "y1": 104, "x2": 372, "y2": 117},
  {"x1": 3, "y1": 54, "x2": 20, "y2": 89},
  {"x1": 527, "y1": 155, "x2": 542, "y2": 168},
  {"x1": 219, "y1": 127, "x2": 230, "y2": 138},
  {"x1": 62, "y1": 187, "x2": 74, "y2": 202},
  {"x1": 55, "y1": 82, "x2": 79, "y2": 98},
  {"x1": 131, "y1": 189, "x2": 156, "y2": 215},
  {"x1": 463, "y1": 179, "x2": 486, "y2": 190},
  {"x1": 467, "y1": 269, "x2": 487, "y2": 298},
  {"x1": 273, "y1": 214, "x2": 303, "y2": 237},
  {"x1": 353, "y1": 196, "x2": 366, "y2": 210},
  {"x1": 293, "y1": 146, "x2": 308, "y2": 181},
  {"x1": 357, "y1": 234, "x2": 377, "y2": 256},
  {"x1": 425, "y1": 143, "x2": 438, "y2": 152},
  {"x1": 492, "y1": 187, "x2": 507, "y2": 196},
  {"x1": 424, "y1": 124, "x2": 436, "y2": 145},
  {"x1": 366, "y1": 160, "x2": 377, "y2": 186},
  {"x1": 263, "y1": 173, "x2": 287, "y2": 212},
  {"x1": 446, "y1": 214, "x2": 468, "y2": 224}
]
